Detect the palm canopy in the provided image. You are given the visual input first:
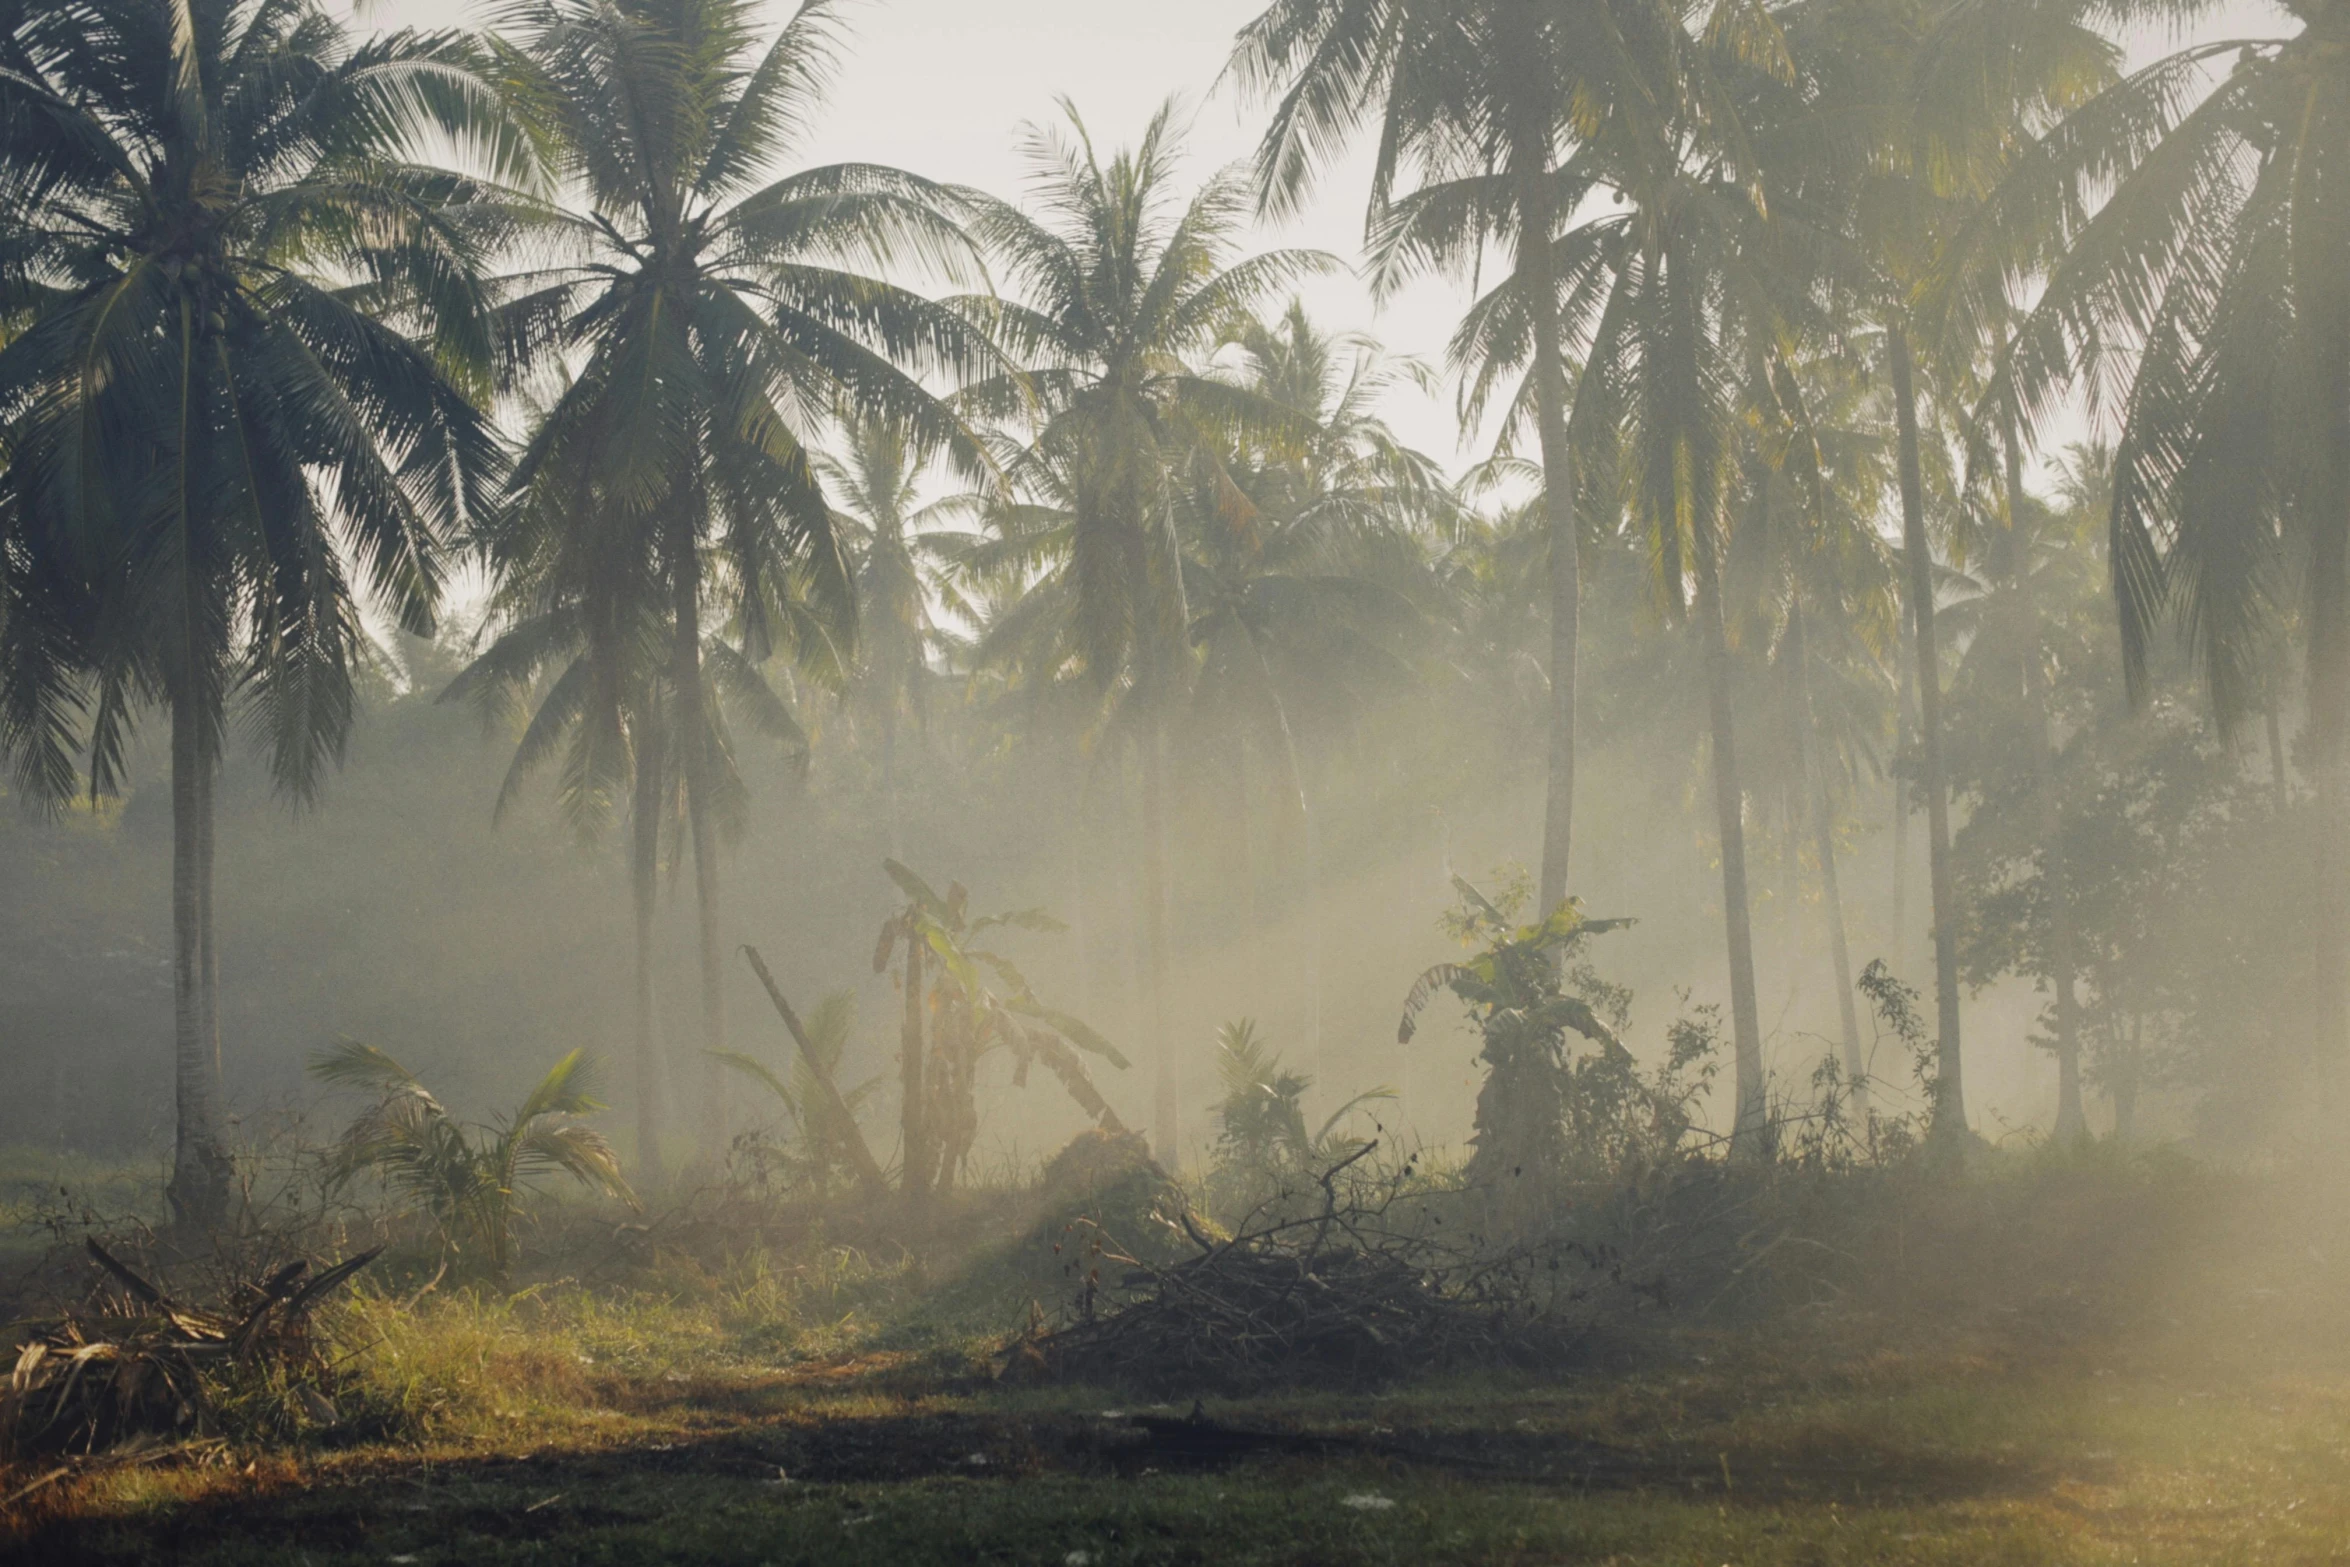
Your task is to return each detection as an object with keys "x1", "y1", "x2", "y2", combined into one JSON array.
[
  {"x1": 952, "y1": 100, "x2": 1330, "y2": 713},
  {"x1": 484, "y1": 0, "x2": 1003, "y2": 672},
  {"x1": 1185, "y1": 303, "x2": 1441, "y2": 757},
  {"x1": 1951, "y1": 0, "x2": 2350, "y2": 724},
  {"x1": 817, "y1": 412, "x2": 983, "y2": 745},
  {"x1": 1230, "y1": 0, "x2": 1737, "y2": 228},
  {"x1": 0, "y1": 0, "x2": 523, "y2": 803}
]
